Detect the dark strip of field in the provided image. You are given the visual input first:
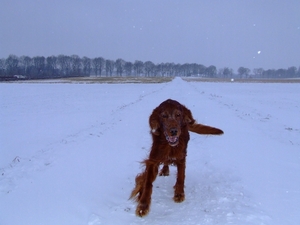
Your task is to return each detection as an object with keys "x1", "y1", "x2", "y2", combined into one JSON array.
[
  {"x1": 3, "y1": 76, "x2": 300, "y2": 83},
  {"x1": 182, "y1": 77, "x2": 300, "y2": 83}
]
